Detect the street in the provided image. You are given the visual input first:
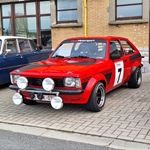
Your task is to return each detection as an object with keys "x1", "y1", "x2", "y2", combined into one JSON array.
[{"x1": 0, "y1": 129, "x2": 118, "y2": 150}]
